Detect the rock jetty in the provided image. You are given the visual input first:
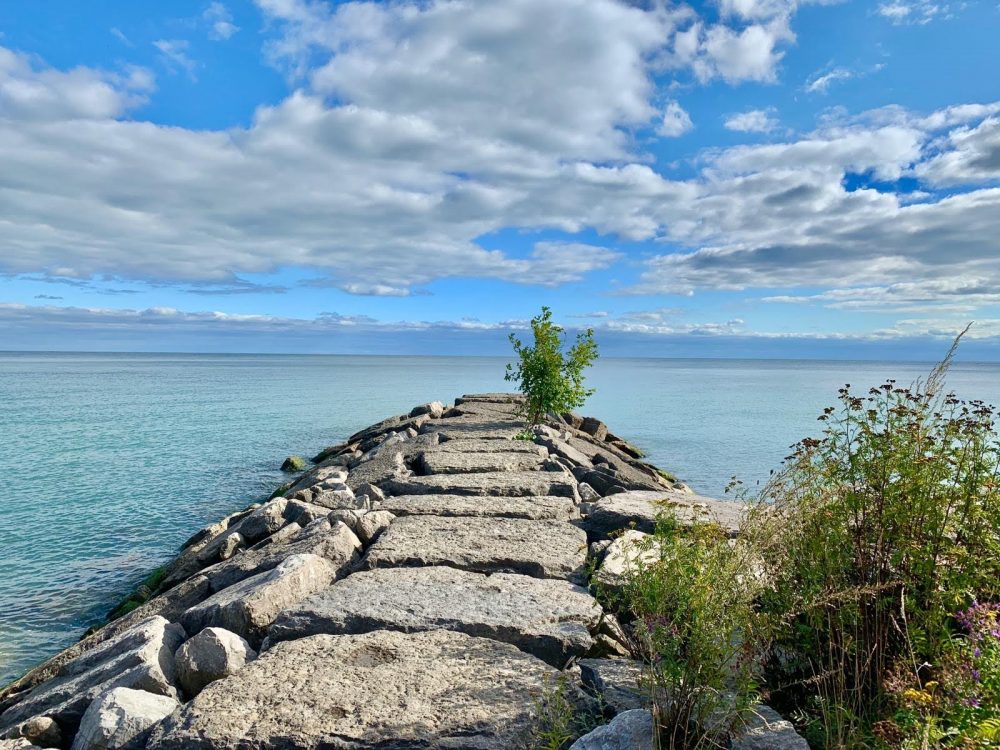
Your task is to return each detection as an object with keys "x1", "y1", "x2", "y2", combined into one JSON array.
[{"x1": 0, "y1": 393, "x2": 806, "y2": 749}]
